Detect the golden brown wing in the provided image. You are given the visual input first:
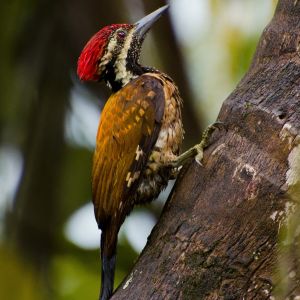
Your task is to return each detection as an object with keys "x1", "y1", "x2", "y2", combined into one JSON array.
[{"x1": 92, "y1": 74, "x2": 165, "y2": 228}]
